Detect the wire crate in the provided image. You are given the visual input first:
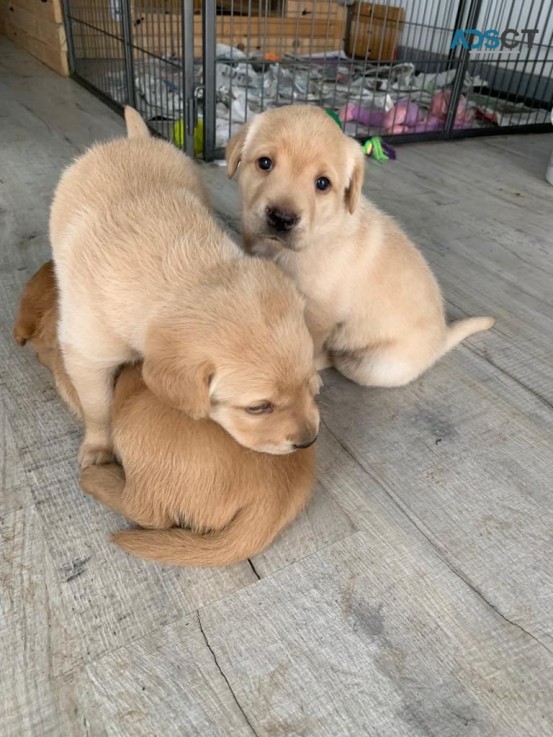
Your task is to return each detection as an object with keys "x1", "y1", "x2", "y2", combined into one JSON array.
[{"x1": 61, "y1": 0, "x2": 553, "y2": 159}]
